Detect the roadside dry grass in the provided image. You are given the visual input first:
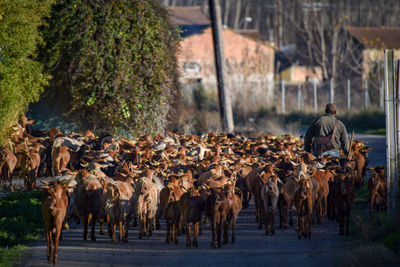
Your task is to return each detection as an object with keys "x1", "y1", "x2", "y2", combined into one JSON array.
[{"x1": 176, "y1": 90, "x2": 385, "y2": 135}]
